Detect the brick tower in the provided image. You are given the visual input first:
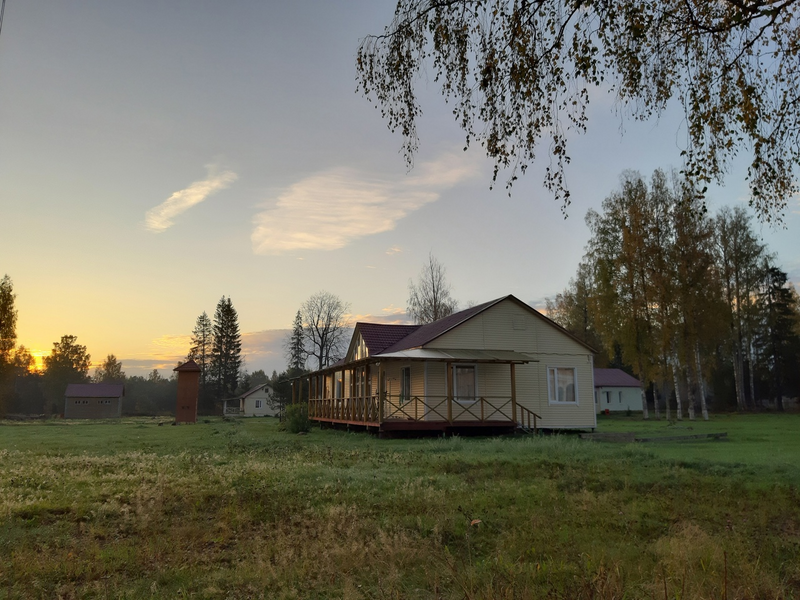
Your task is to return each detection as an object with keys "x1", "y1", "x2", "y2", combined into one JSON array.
[{"x1": 174, "y1": 359, "x2": 201, "y2": 423}]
